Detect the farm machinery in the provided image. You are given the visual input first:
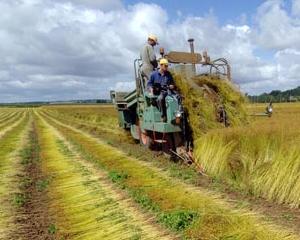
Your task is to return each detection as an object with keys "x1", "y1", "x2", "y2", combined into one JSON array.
[{"x1": 110, "y1": 39, "x2": 231, "y2": 165}]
